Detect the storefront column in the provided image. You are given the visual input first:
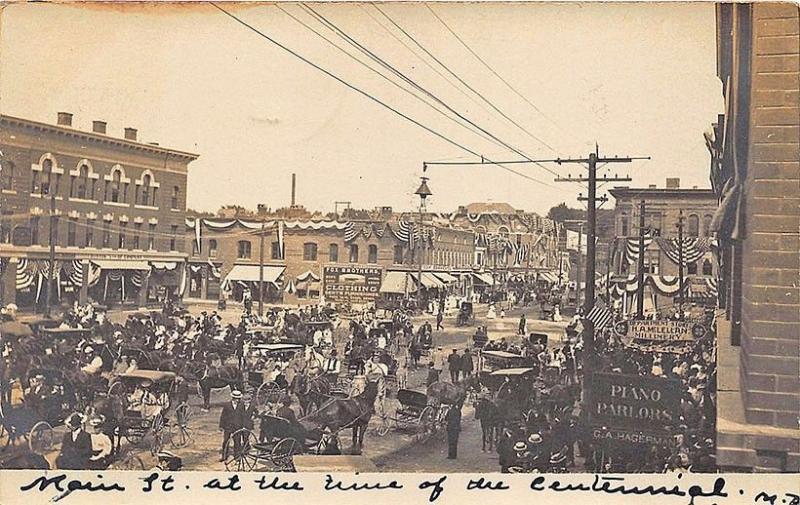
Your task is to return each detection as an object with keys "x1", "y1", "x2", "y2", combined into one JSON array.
[
  {"x1": 79, "y1": 259, "x2": 89, "y2": 305},
  {"x1": 1, "y1": 257, "x2": 17, "y2": 306},
  {"x1": 201, "y1": 267, "x2": 209, "y2": 300},
  {"x1": 138, "y1": 271, "x2": 150, "y2": 308}
]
